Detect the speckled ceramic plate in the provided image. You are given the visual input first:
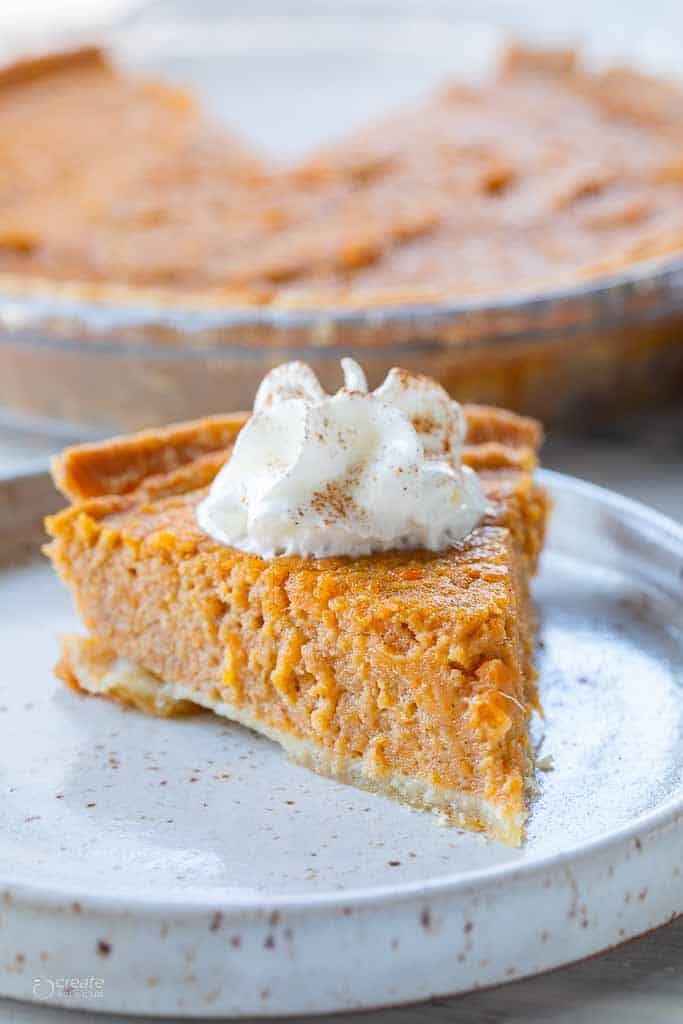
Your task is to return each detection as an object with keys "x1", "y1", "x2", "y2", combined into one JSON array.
[{"x1": 0, "y1": 468, "x2": 682, "y2": 1017}]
